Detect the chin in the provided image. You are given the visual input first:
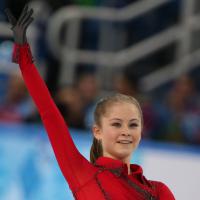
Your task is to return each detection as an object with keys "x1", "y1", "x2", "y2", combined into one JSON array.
[{"x1": 114, "y1": 151, "x2": 132, "y2": 161}]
